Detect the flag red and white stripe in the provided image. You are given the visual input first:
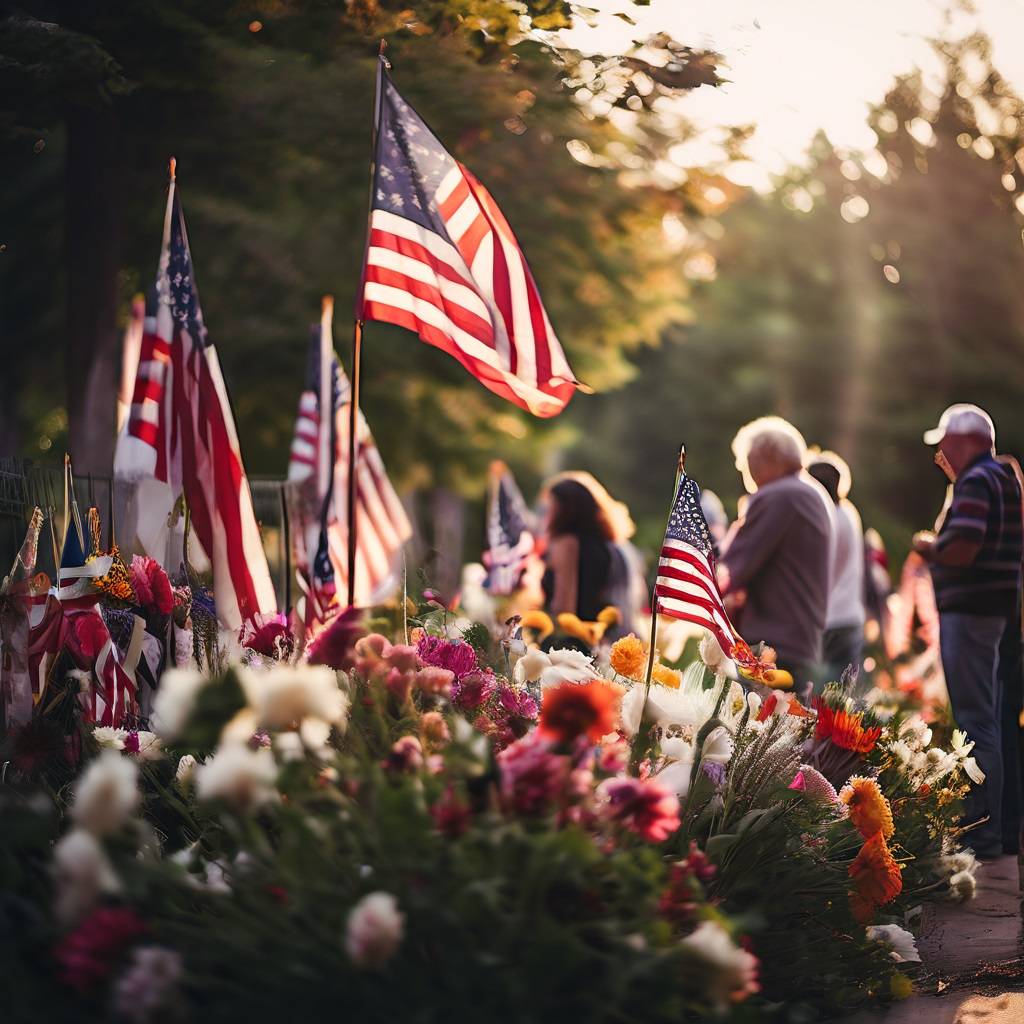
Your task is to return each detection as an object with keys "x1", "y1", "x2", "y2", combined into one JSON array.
[
  {"x1": 358, "y1": 66, "x2": 580, "y2": 418},
  {"x1": 114, "y1": 175, "x2": 276, "y2": 629}
]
